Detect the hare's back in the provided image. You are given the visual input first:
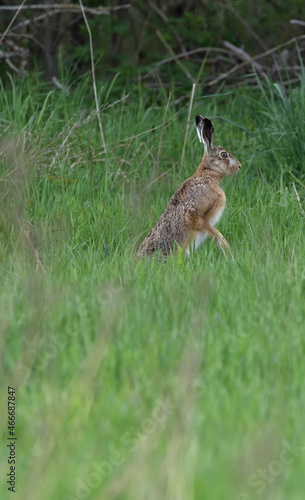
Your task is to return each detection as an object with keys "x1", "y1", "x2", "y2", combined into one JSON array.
[
  {"x1": 138, "y1": 202, "x2": 186, "y2": 257},
  {"x1": 171, "y1": 176, "x2": 215, "y2": 212}
]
